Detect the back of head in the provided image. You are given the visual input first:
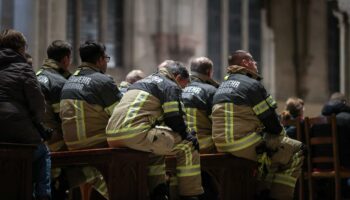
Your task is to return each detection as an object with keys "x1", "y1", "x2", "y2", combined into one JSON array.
[
  {"x1": 79, "y1": 41, "x2": 105, "y2": 64},
  {"x1": 47, "y1": 40, "x2": 72, "y2": 62},
  {"x1": 190, "y1": 57, "x2": 213, "y2": 75},
  {"x1": 330, "y1": 92, "x2": 347, "y2": 103},
  {"x1": 164, "y1": 61, "x2": 189, "y2": 80},
  {"x1": 125, "y1": 70, "x2": 145, "y2": 84},
  {"x1": 0, "y1": 29, "x2": 26, "y2": 52},
  {"x1": 281, "y1": 97, "x2": 304, "y2": 120},
  {"x1": 158, "y1": 60, "x2": 176, "y2": 69},
  {"x1": 228, "y1": 50, "x2": 249, "y2": 66}
]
